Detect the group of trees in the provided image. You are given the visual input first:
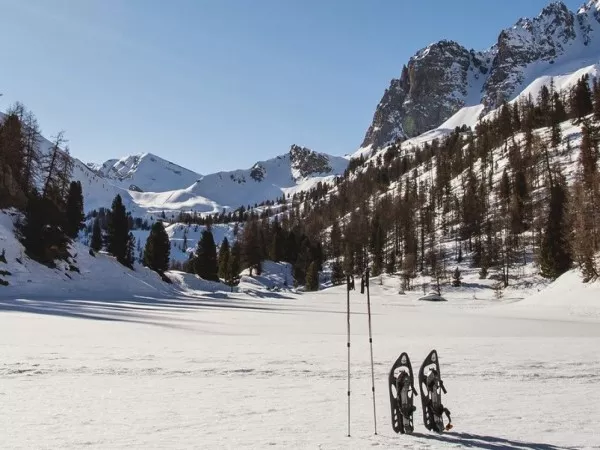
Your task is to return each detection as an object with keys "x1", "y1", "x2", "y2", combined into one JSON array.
[
  {"x1": 289, "y1": 75, "x2": 600, "y2": 289},
  {"x1": 0, "y1": 103, "x2": 84, "y2": 264}
]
